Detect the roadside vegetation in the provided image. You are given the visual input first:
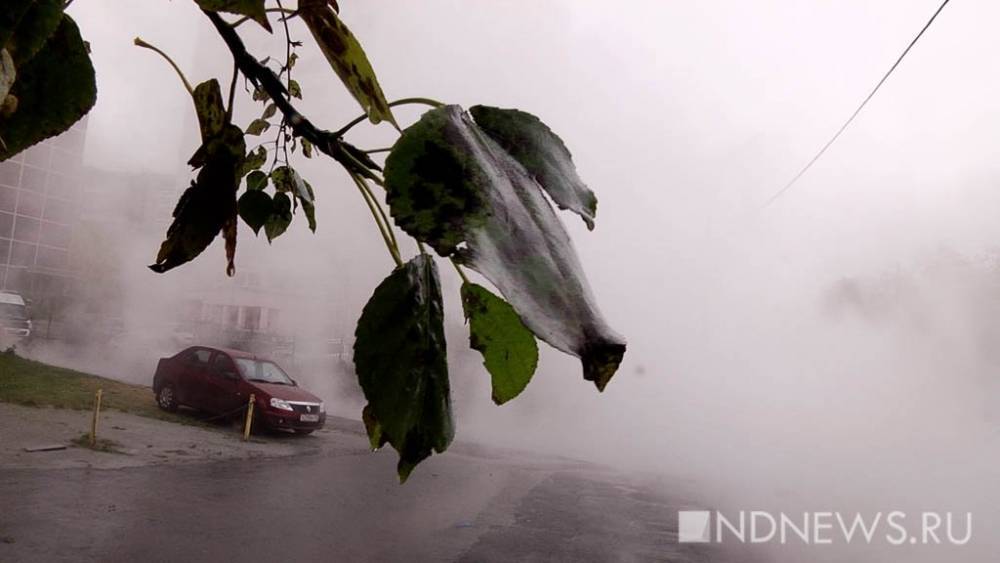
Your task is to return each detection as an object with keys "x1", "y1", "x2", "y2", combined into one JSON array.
[{"x1": 0, "y1": 349, "x2": 198, "y2": 426}]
